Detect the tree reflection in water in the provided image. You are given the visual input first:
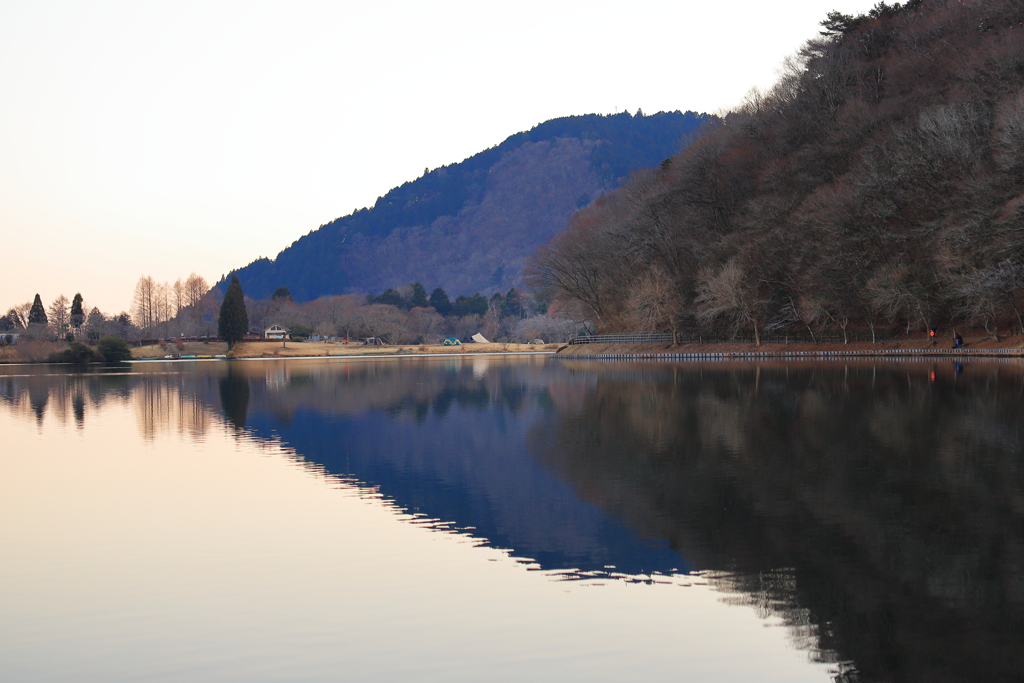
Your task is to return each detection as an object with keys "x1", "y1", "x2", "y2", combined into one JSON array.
[
  {"x1": 2, "y1": 357, "x2": 1022, "y2": 682},
  {"x1": 219, "y1": 368, "x2": 250, "y2": 431},
  {"x1": 529, "y1": 359, "x2": 1024, "y2": 683}
]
